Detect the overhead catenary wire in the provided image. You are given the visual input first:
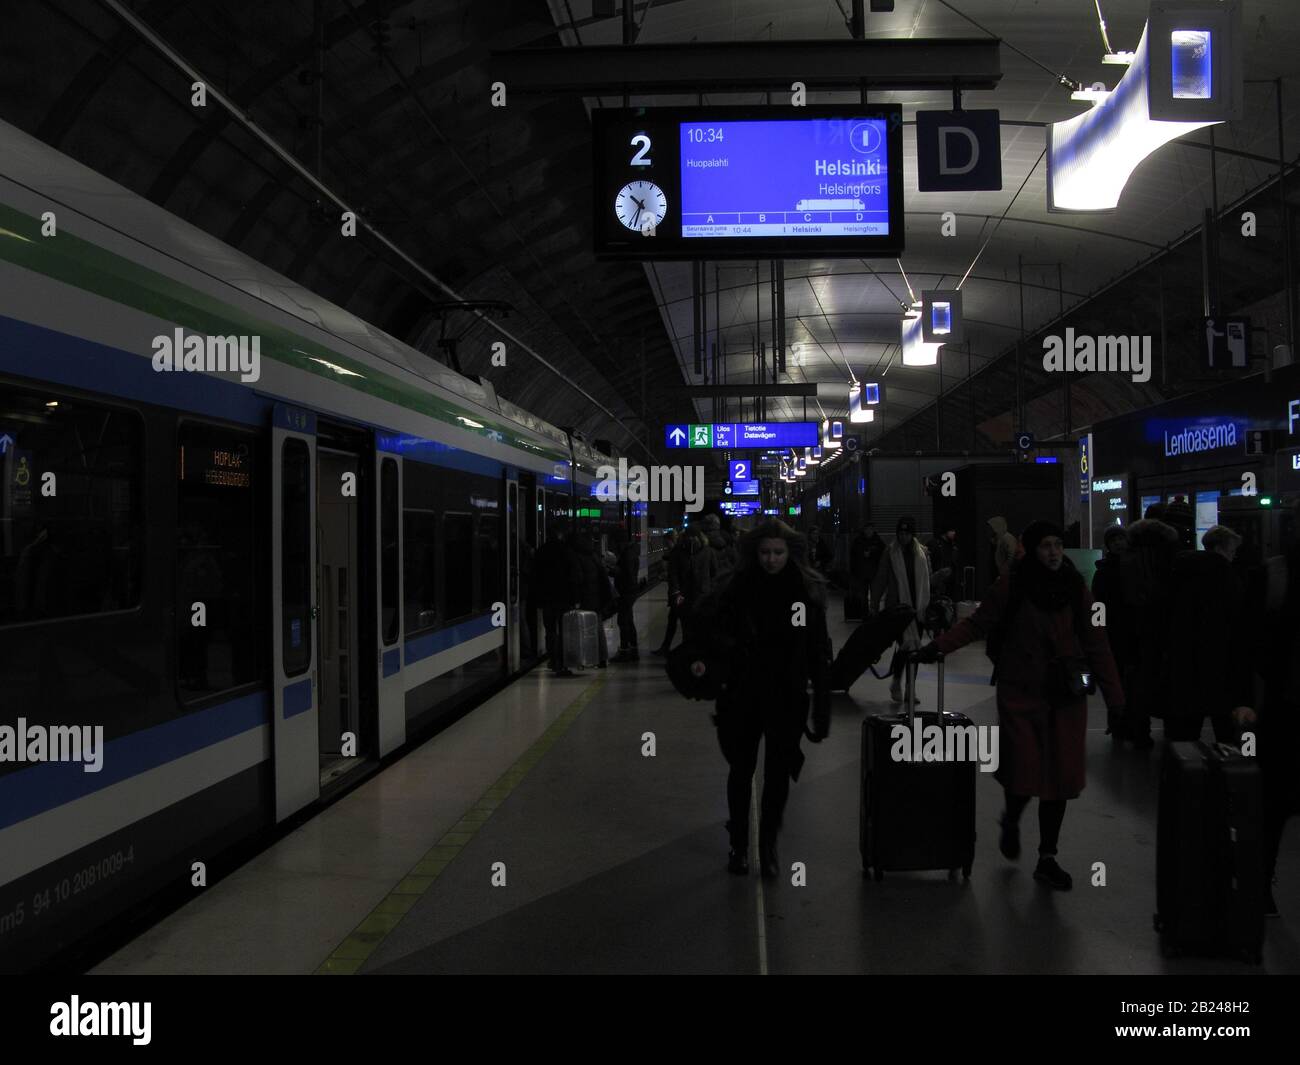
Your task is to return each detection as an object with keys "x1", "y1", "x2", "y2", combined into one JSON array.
[
  {"x1": 956, "y1": 147, "x2": 1048, "y2": 291},
  {"x1": 932, "y1": 0, "x2": 1082, "y2": 91},
  {"x1": 96, "y1": 0, "x2": 655, "y2": 460}
]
